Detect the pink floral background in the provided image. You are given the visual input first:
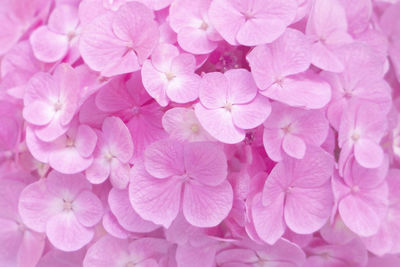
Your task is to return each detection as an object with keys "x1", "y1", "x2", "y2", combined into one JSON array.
[{"x1": 0, "y1": 0, "x2": 400, "y2": 266}]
